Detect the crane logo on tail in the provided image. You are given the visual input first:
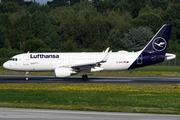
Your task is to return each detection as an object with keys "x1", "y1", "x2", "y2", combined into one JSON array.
[{"x1": 152, "y1": 37, "x2": 167, "y2": 51}]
